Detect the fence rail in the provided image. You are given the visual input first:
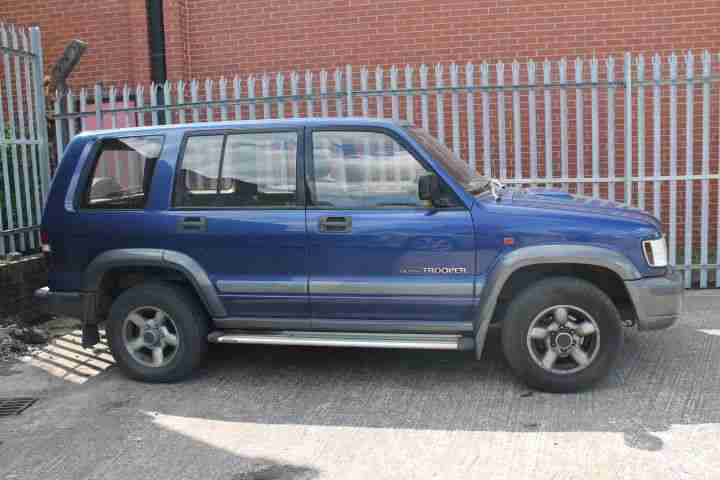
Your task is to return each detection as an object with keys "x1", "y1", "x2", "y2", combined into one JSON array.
[
  {"x1": 52, "y1": 51, "x2": 720, "y2": 288},
  {"x1": 0, "y1": 22, "x2": 49, "y2": 256}
]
